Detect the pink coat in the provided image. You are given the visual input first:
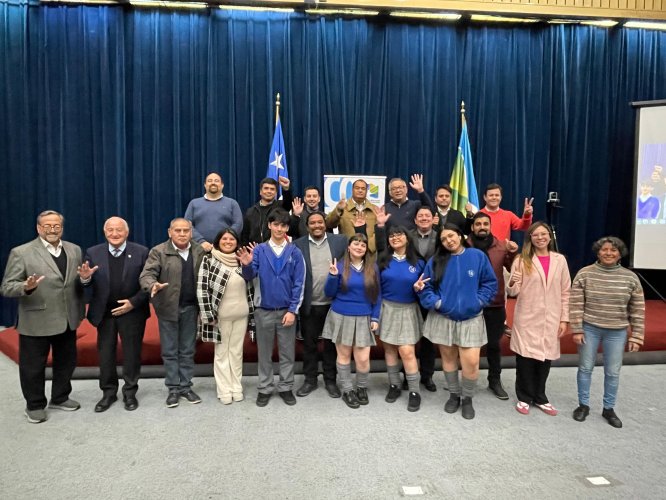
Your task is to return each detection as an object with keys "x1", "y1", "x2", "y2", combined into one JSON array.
[{"x1": 507, "y1": 252, "x2": 571, "y2": 361}]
